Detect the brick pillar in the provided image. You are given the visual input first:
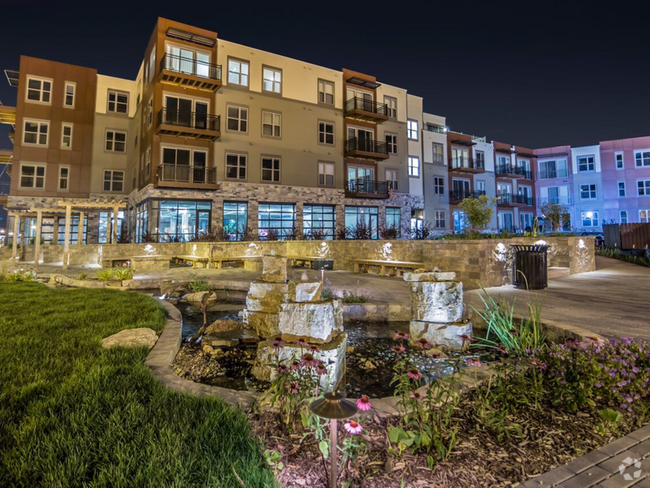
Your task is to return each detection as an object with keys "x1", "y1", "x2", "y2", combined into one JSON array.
[
  {"x1": 212, "y1": 197, "x2": 223, "y2": 234},
  {"x1": 248, "y1": 200, "x2": 259, "y2": 239},
  {"x1": 335, "y1": 203, "x2": 345, "y2": 239},
  {"x1": 295, "y1": 201, "x2": 303, "y2": 238}
]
